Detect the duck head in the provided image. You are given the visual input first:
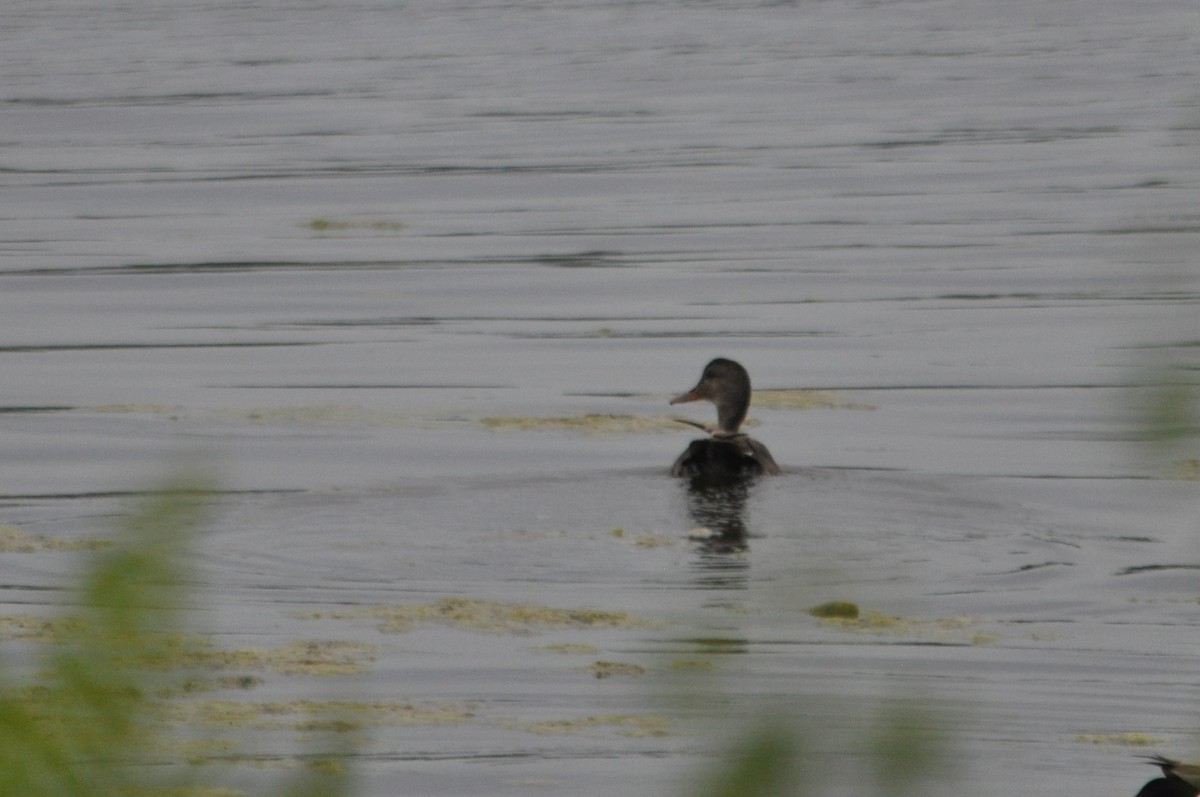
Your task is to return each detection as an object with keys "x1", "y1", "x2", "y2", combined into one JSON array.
[{"x1": 670, "y1": 358, "x2": 753, "y2": 435}]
